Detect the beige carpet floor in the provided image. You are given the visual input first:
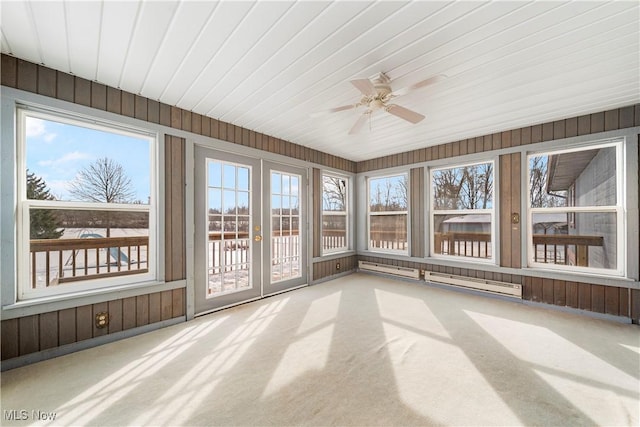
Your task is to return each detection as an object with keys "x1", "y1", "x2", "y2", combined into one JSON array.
[{"x1": 1, "y1": 273, "x2": 639, "y2": 426}]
